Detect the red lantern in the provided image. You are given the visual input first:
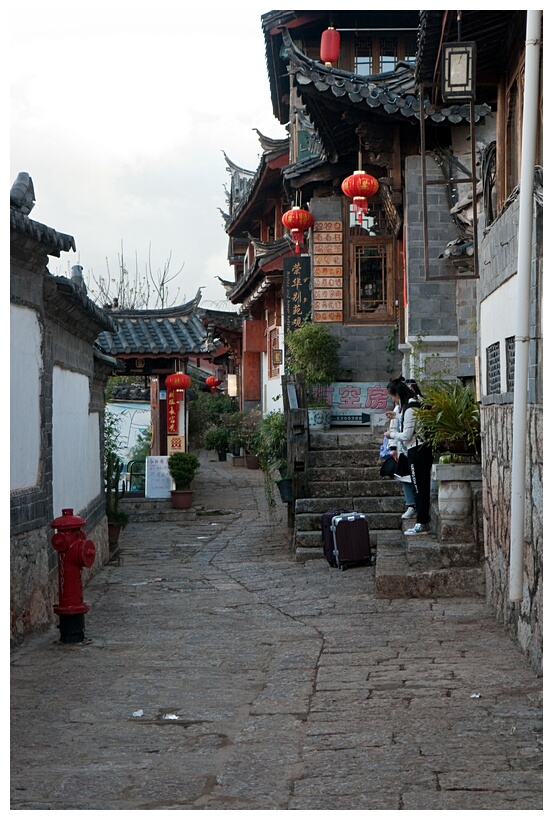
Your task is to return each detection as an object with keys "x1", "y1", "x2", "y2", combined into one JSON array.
[
  {"x1": 166, "y1": 372, "x2": 191, "y2": 390},
  {"x1": 281, "y1": 206, "x2": 315, "y2": 254},
  {"x1": 341, "y1": 170, "x2": 379, "y2": 224},
  {"x1": 206, "y1": 376, "x2": 222, "y2": 393},
  {"x1": 320, "y1": 26, "x2": 340, "y2": 65}
]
